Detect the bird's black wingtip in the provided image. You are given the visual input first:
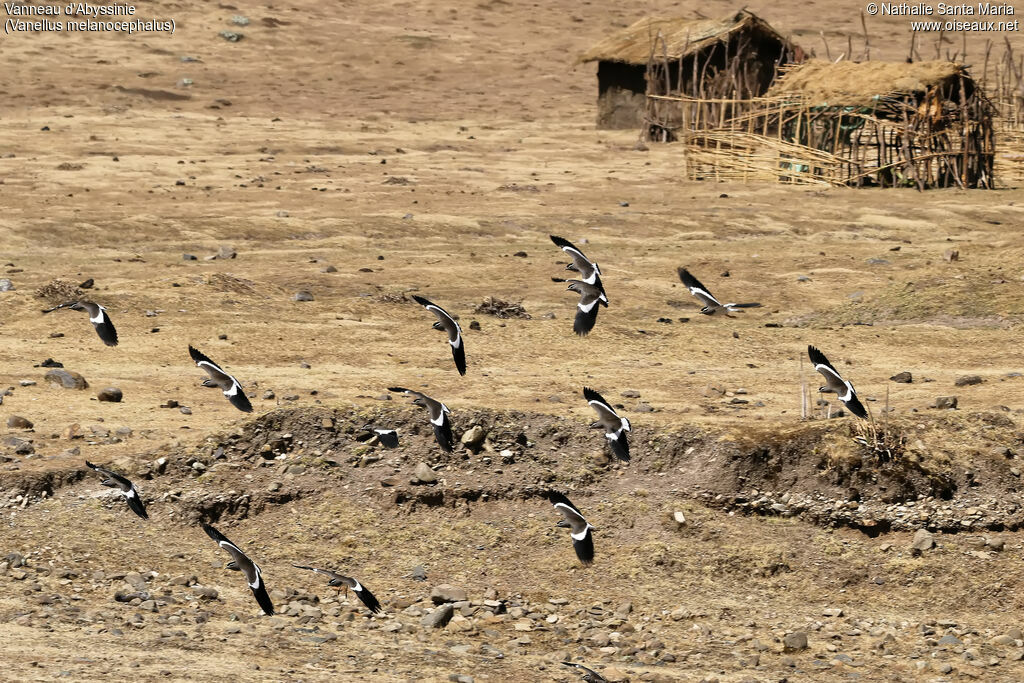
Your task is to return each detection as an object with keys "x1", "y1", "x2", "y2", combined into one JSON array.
[
  {"x1": 85, "y1": 460, "x2": 97, "y2": 470},
  {"x1": 387, "y1": 386, "x2": 409, "y2": 394},
  {"x1": 410, "y1": 294, "x2": 430, "y2": 306}
]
